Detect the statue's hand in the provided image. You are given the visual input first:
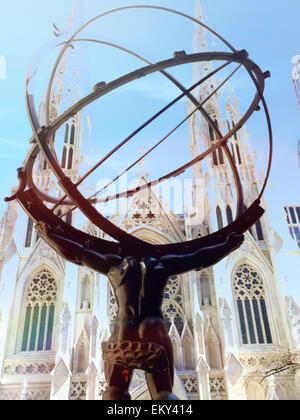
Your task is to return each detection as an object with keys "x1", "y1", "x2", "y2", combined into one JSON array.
[
  {"x1": 226, "y1": 233, "x2": 244, "y2": 251},
  {"x1": 35, "y1": 222, "x2": 52, "y2": 239}
]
